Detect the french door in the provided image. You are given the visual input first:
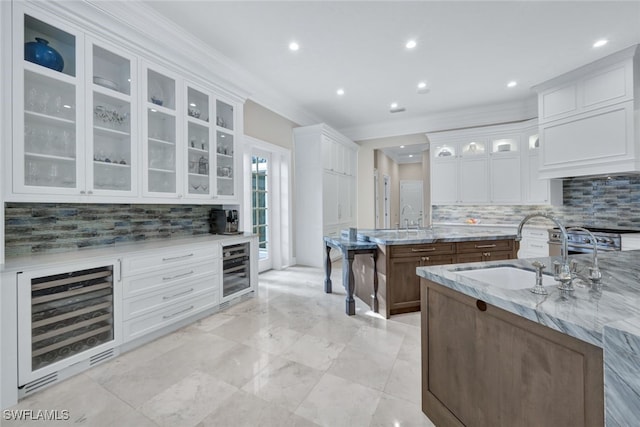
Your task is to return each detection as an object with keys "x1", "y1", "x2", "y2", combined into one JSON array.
[{"x1": 251, "y1": 149, "x2": 271, "y2": 271}]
